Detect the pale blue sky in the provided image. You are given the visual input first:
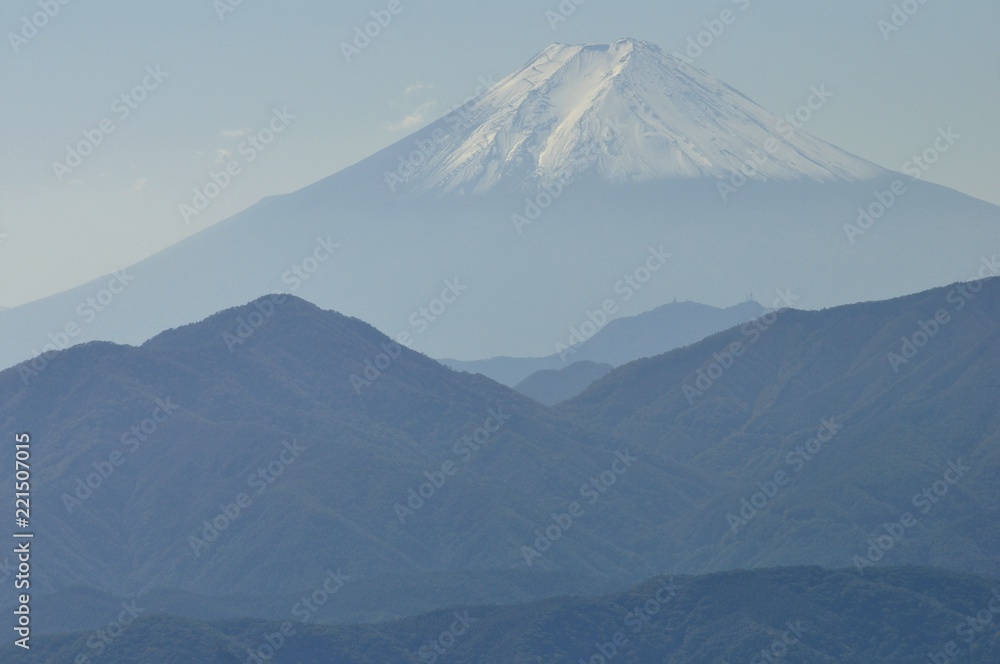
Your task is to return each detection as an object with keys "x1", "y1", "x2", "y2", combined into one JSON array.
[{"x1": 1, "y1": 0, "x2": 997, "y2": 308}]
